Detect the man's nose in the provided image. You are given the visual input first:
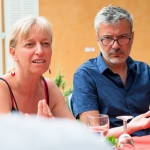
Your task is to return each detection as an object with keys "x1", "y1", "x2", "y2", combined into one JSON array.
[{"x1": 112, "y1": 39, "x2": 120, "y2": 48}]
